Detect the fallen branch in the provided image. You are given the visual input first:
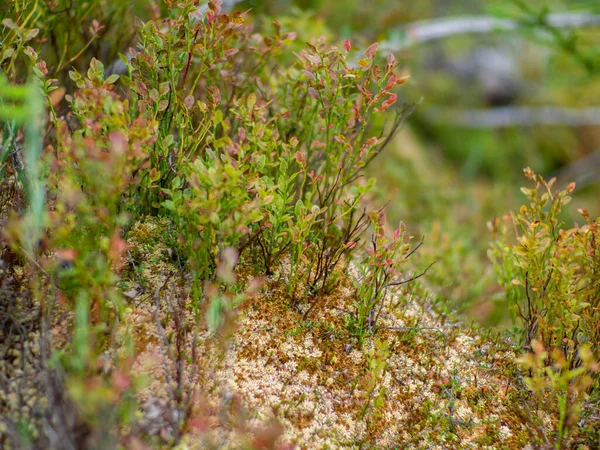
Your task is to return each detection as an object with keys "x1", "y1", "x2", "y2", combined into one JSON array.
[
  {"x1": 424, "y1": 106, "x2": 600, "y2": 128},
  {"x1": 381, "y1": 13, "x2": 600, "y2": 51}
]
